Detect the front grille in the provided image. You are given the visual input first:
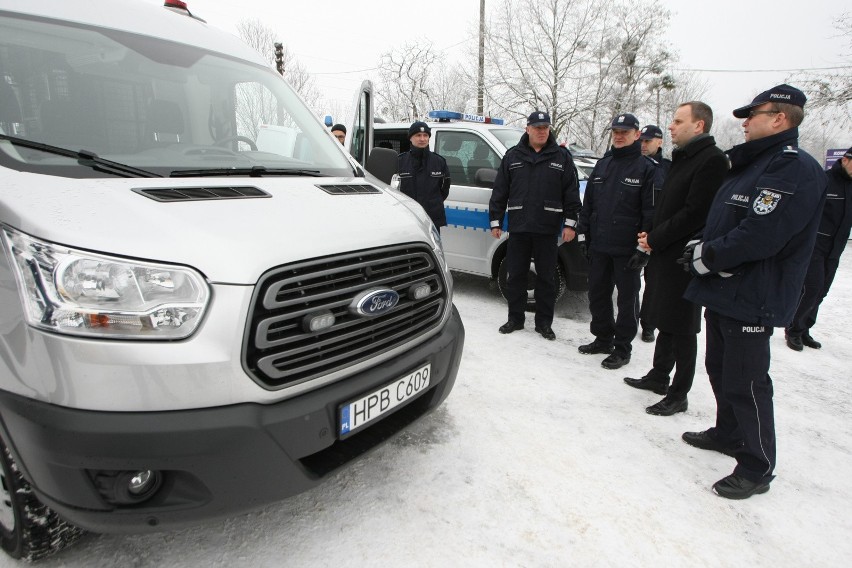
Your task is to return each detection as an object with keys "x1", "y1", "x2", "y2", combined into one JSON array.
[{"x1": 244, "y1": 244, "x2": 446, "y2": 389}]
